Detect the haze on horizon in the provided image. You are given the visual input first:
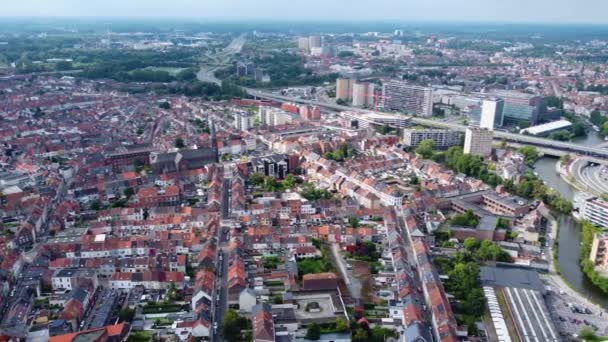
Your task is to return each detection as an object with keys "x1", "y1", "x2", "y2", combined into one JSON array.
[{"x1": 2, "y1": 0, "x2": 608, "y2": 24}]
